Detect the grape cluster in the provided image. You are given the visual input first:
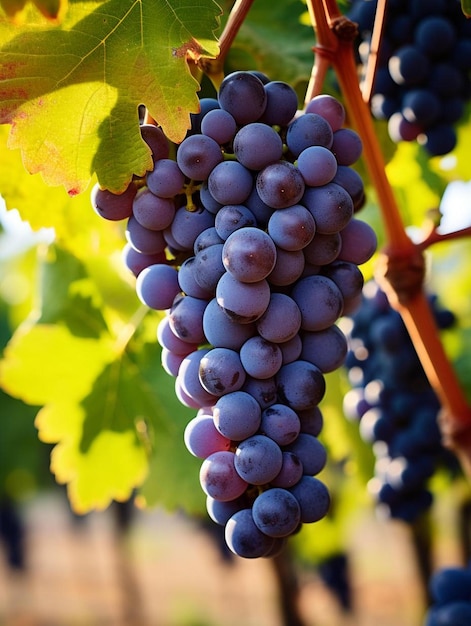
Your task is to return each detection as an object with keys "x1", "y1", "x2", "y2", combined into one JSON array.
[
  {"x1": 424, "y1": 563, "x2": 471, "y2": 625},
  {"x1": 91, "y1": 70, "x2": 377, "y2": 558},
  {"x1": 342, "y1": 281, "x2": 457, "y2": 522},
  {"x1": 348, "y1": 0, "x2": 471, "y2": 156}
]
